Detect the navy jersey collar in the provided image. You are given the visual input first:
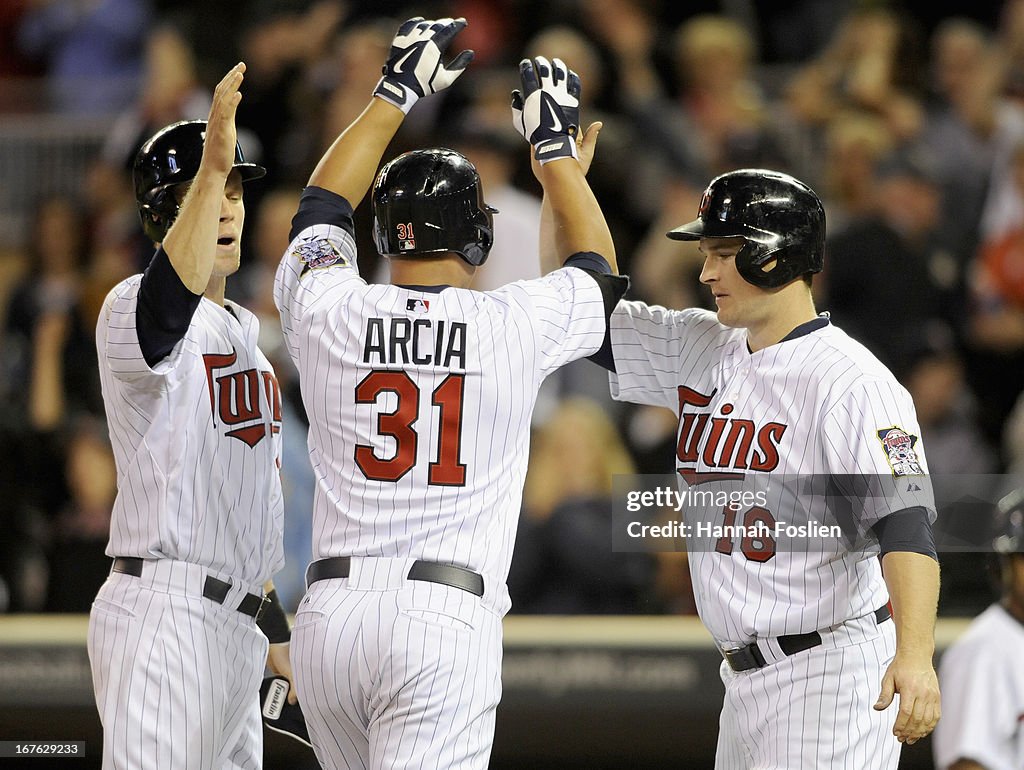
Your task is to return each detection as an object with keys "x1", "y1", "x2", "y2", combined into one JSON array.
[
  {"x1": 395, "y1": 284, "x2": 450, "y2": 294},
  {"x1": 780, "y1": 312, "x2": 830, "y2": 342}
]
